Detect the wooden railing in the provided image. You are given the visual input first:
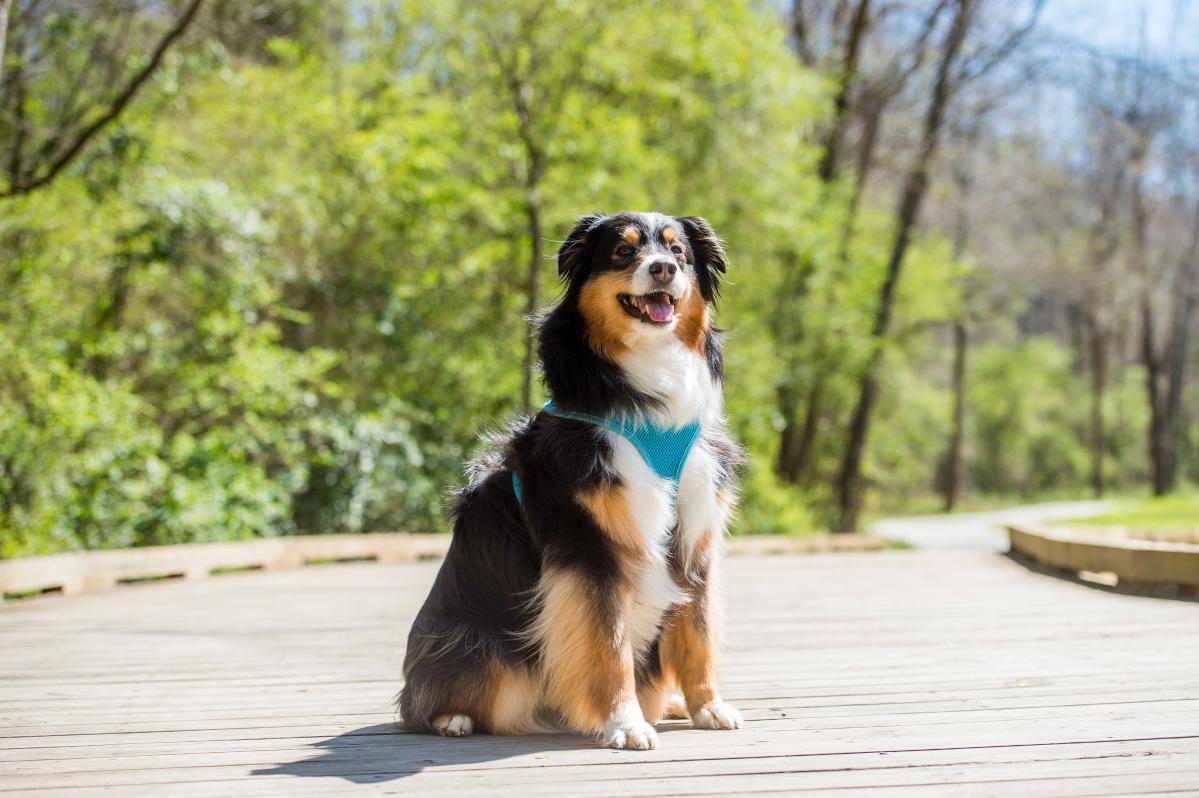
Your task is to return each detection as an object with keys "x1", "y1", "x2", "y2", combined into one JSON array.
[
  {"x1": 0, "y1": 532, "x2": 884, "y2": 603},
  {"x1": 0, "y1": 533, "x2": 450, "y2": 603},
  {"x1": 1007, "y1": 523, "x2": 1199, "y2": 596}
]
